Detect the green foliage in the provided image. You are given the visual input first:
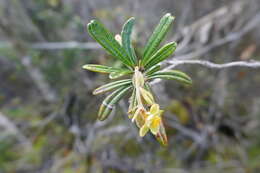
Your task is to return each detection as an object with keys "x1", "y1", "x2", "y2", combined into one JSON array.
[
  {"x1": 83, "y1": 64, "x2": 127, "y2": 73},
  {"x1": 147, "y1": 70, "x2": 192, "y2": 85},
  {"x1": 142, "y1": 13, "x2": 175, "y2": 65},
  {"x1": 87, "y1": 20, "x2": 134, "y2": 67},
  {"x1": 83, "y1": 13, "x2": 192, "y2": 145},
  {"x1": 1, "y1": 1, "x2": 260, "y2": 171},
  {"x1": 144, "y1": 42, "x2": 177, "y2": 69},
  {"x1": 93, "y1": 79, "x2": 132, "y2": 95},
  {"x1": 83, "y1": 64, "x2": 132, "y2": 79},
  {"x1": 98, "y1": 86, "x2": 131, "y2": 120},
  {"x1": 121, "y1": 17, "x2": 138, "y2": 65}
]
